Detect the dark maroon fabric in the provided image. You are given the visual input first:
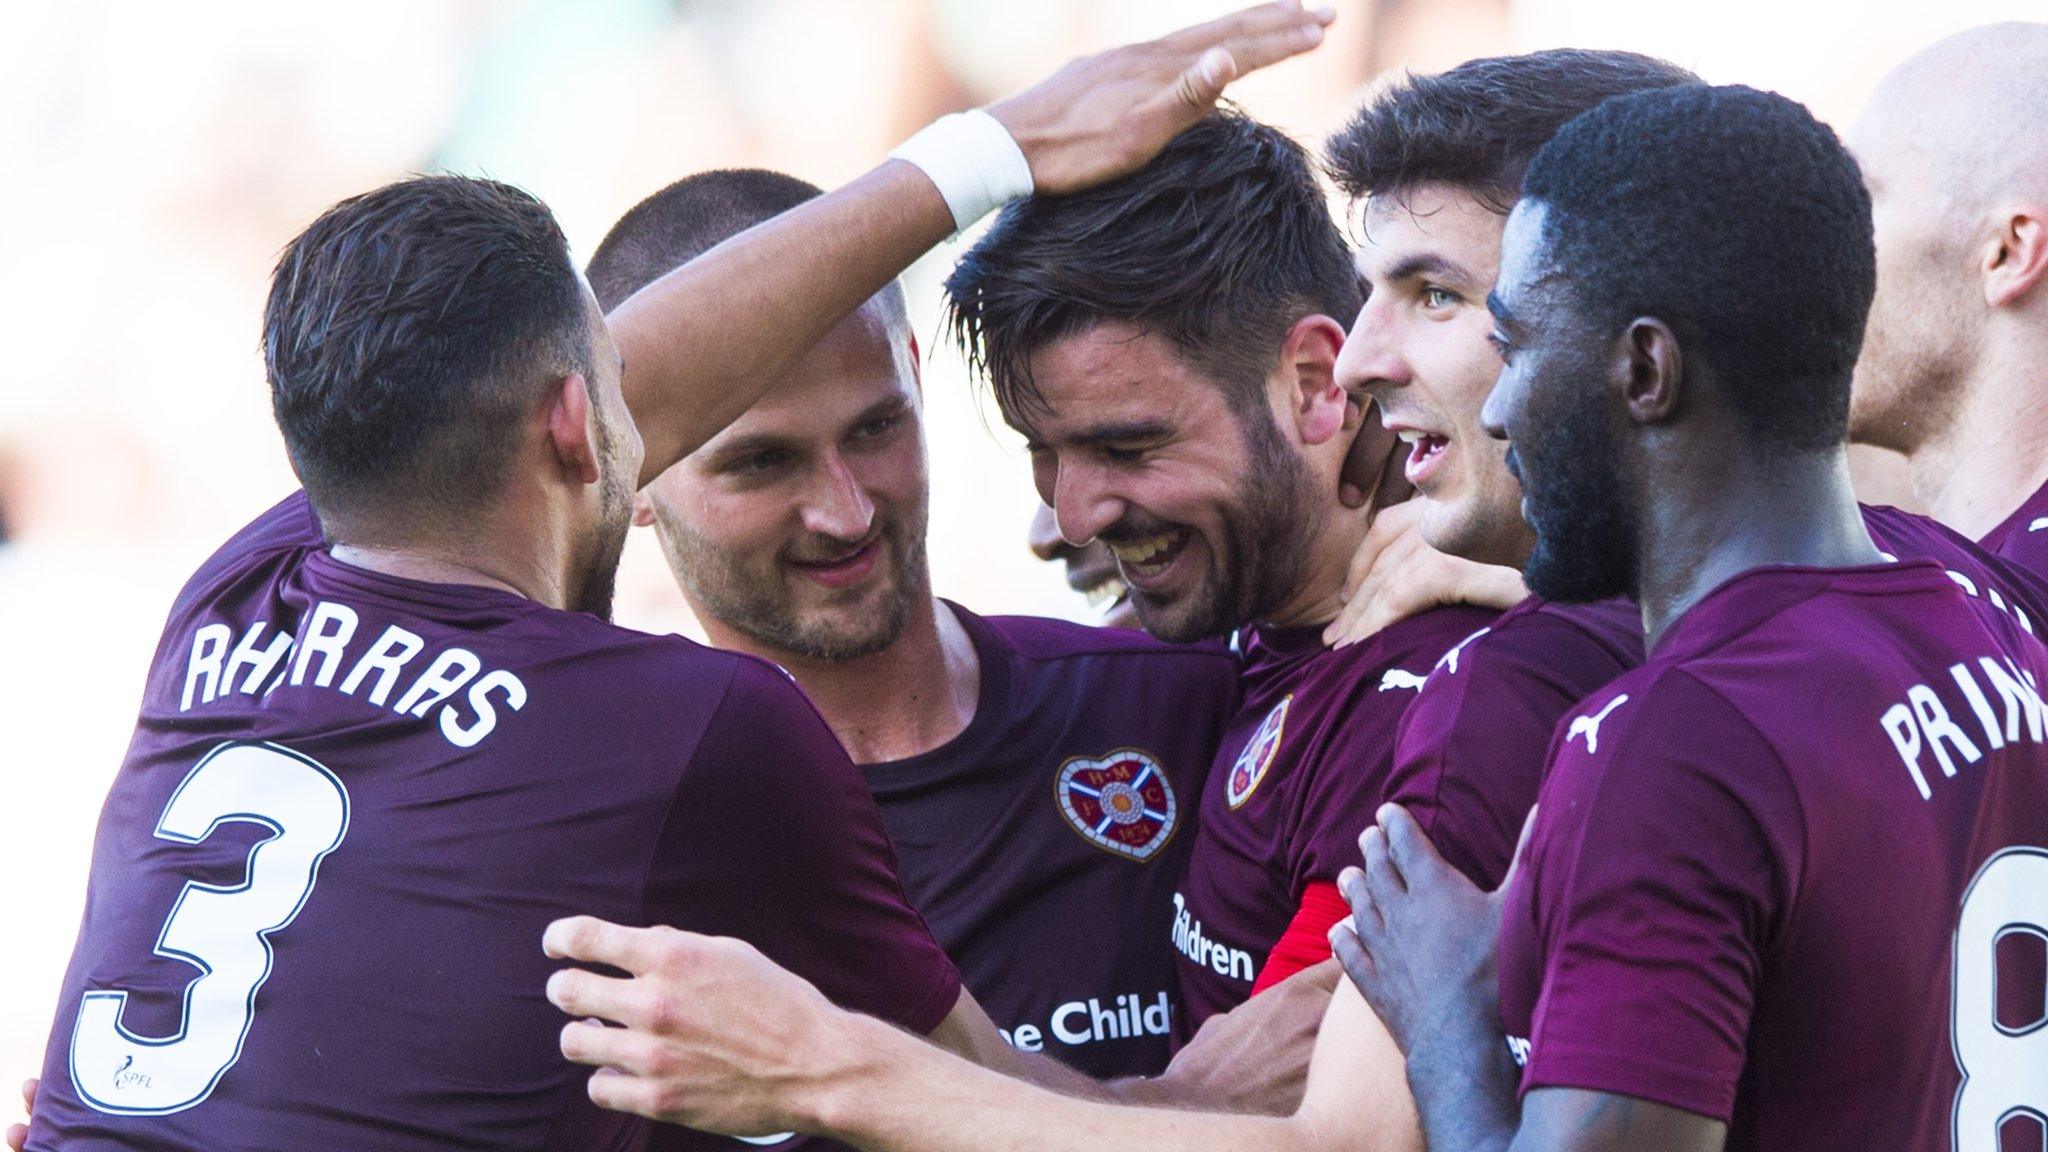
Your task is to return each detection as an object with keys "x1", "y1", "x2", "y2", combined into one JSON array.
[
  {"x1": 1383, "y1": 596, "x2": 1642, "y2": 889},
  {"x1": 1977, "y1": 478, "x2": 2048, "y2": 580},
  {"x1": 1171, "y1": 606, "x2": 1495, "y2": 1038},
  {"x1": 1499, "y1": 561, "x2": 2048, "y2": 1149},
  {"x1": 31, "y1": 492, "x2": 959, "y2": 1152}
]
